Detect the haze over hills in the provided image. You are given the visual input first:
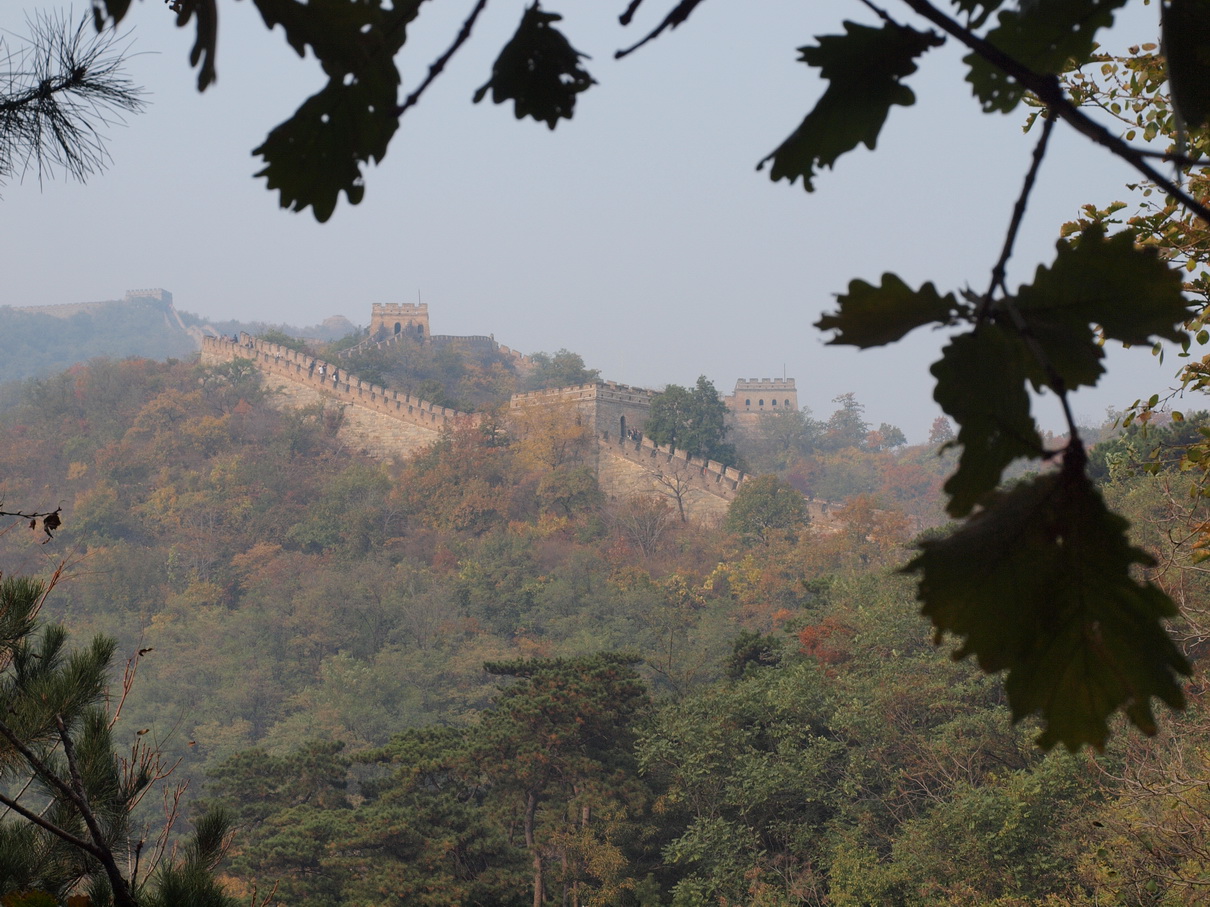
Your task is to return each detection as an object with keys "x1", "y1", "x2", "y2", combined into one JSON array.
[{"x1": 0, "y1": 288, "x2": 357, "y2": 386}]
